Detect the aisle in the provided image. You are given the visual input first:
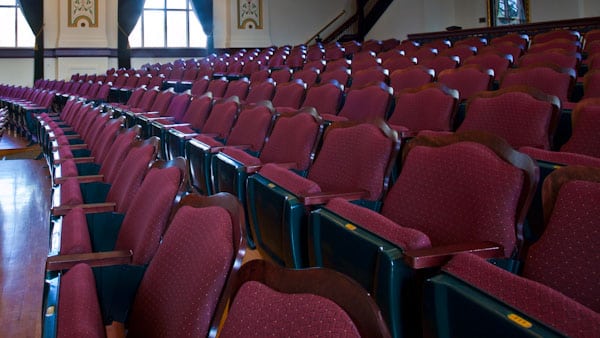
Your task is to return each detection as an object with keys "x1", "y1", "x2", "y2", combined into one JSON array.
[{"x1": 0, "y1": 158, "x2": 51, "y2": 338}]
